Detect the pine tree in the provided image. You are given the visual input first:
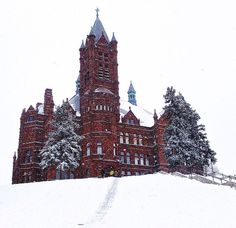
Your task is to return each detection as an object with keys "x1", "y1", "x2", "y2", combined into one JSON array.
[
  {"x1": 40, "y1": 101, "x2": 83, "y2": 176},
  {"x1": 163, "y1": 87, "x2": 216, "y2": 173}
]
